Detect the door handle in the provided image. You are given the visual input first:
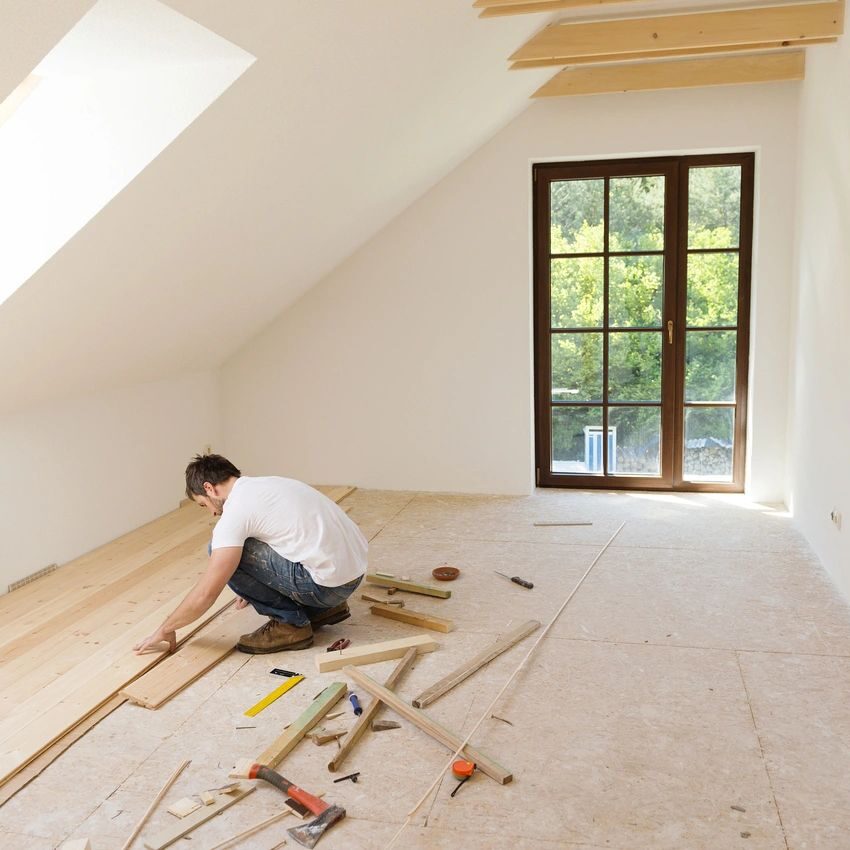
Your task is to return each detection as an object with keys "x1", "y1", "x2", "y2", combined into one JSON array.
[{"x1": 667, "y1": 320, "x2": 674, "y2": 345}]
